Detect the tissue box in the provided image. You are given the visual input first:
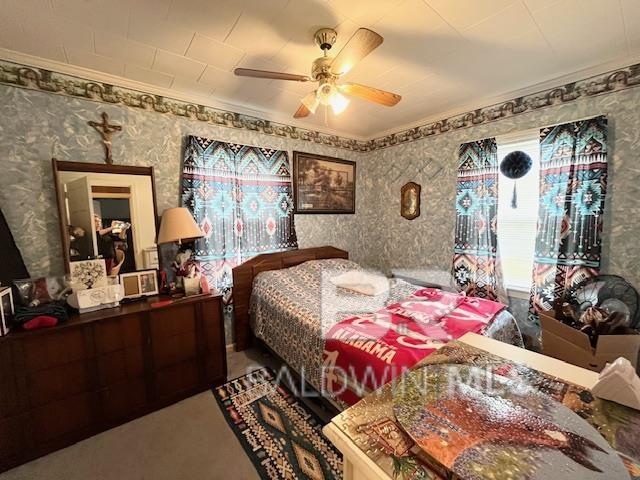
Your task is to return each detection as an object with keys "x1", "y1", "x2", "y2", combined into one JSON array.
[
  {"x1": 540, "y1": 311, "x2": 640, "y2": 372},
  {"x1": 71, "y1": 284, "x2": 124, "y2": 313}
]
